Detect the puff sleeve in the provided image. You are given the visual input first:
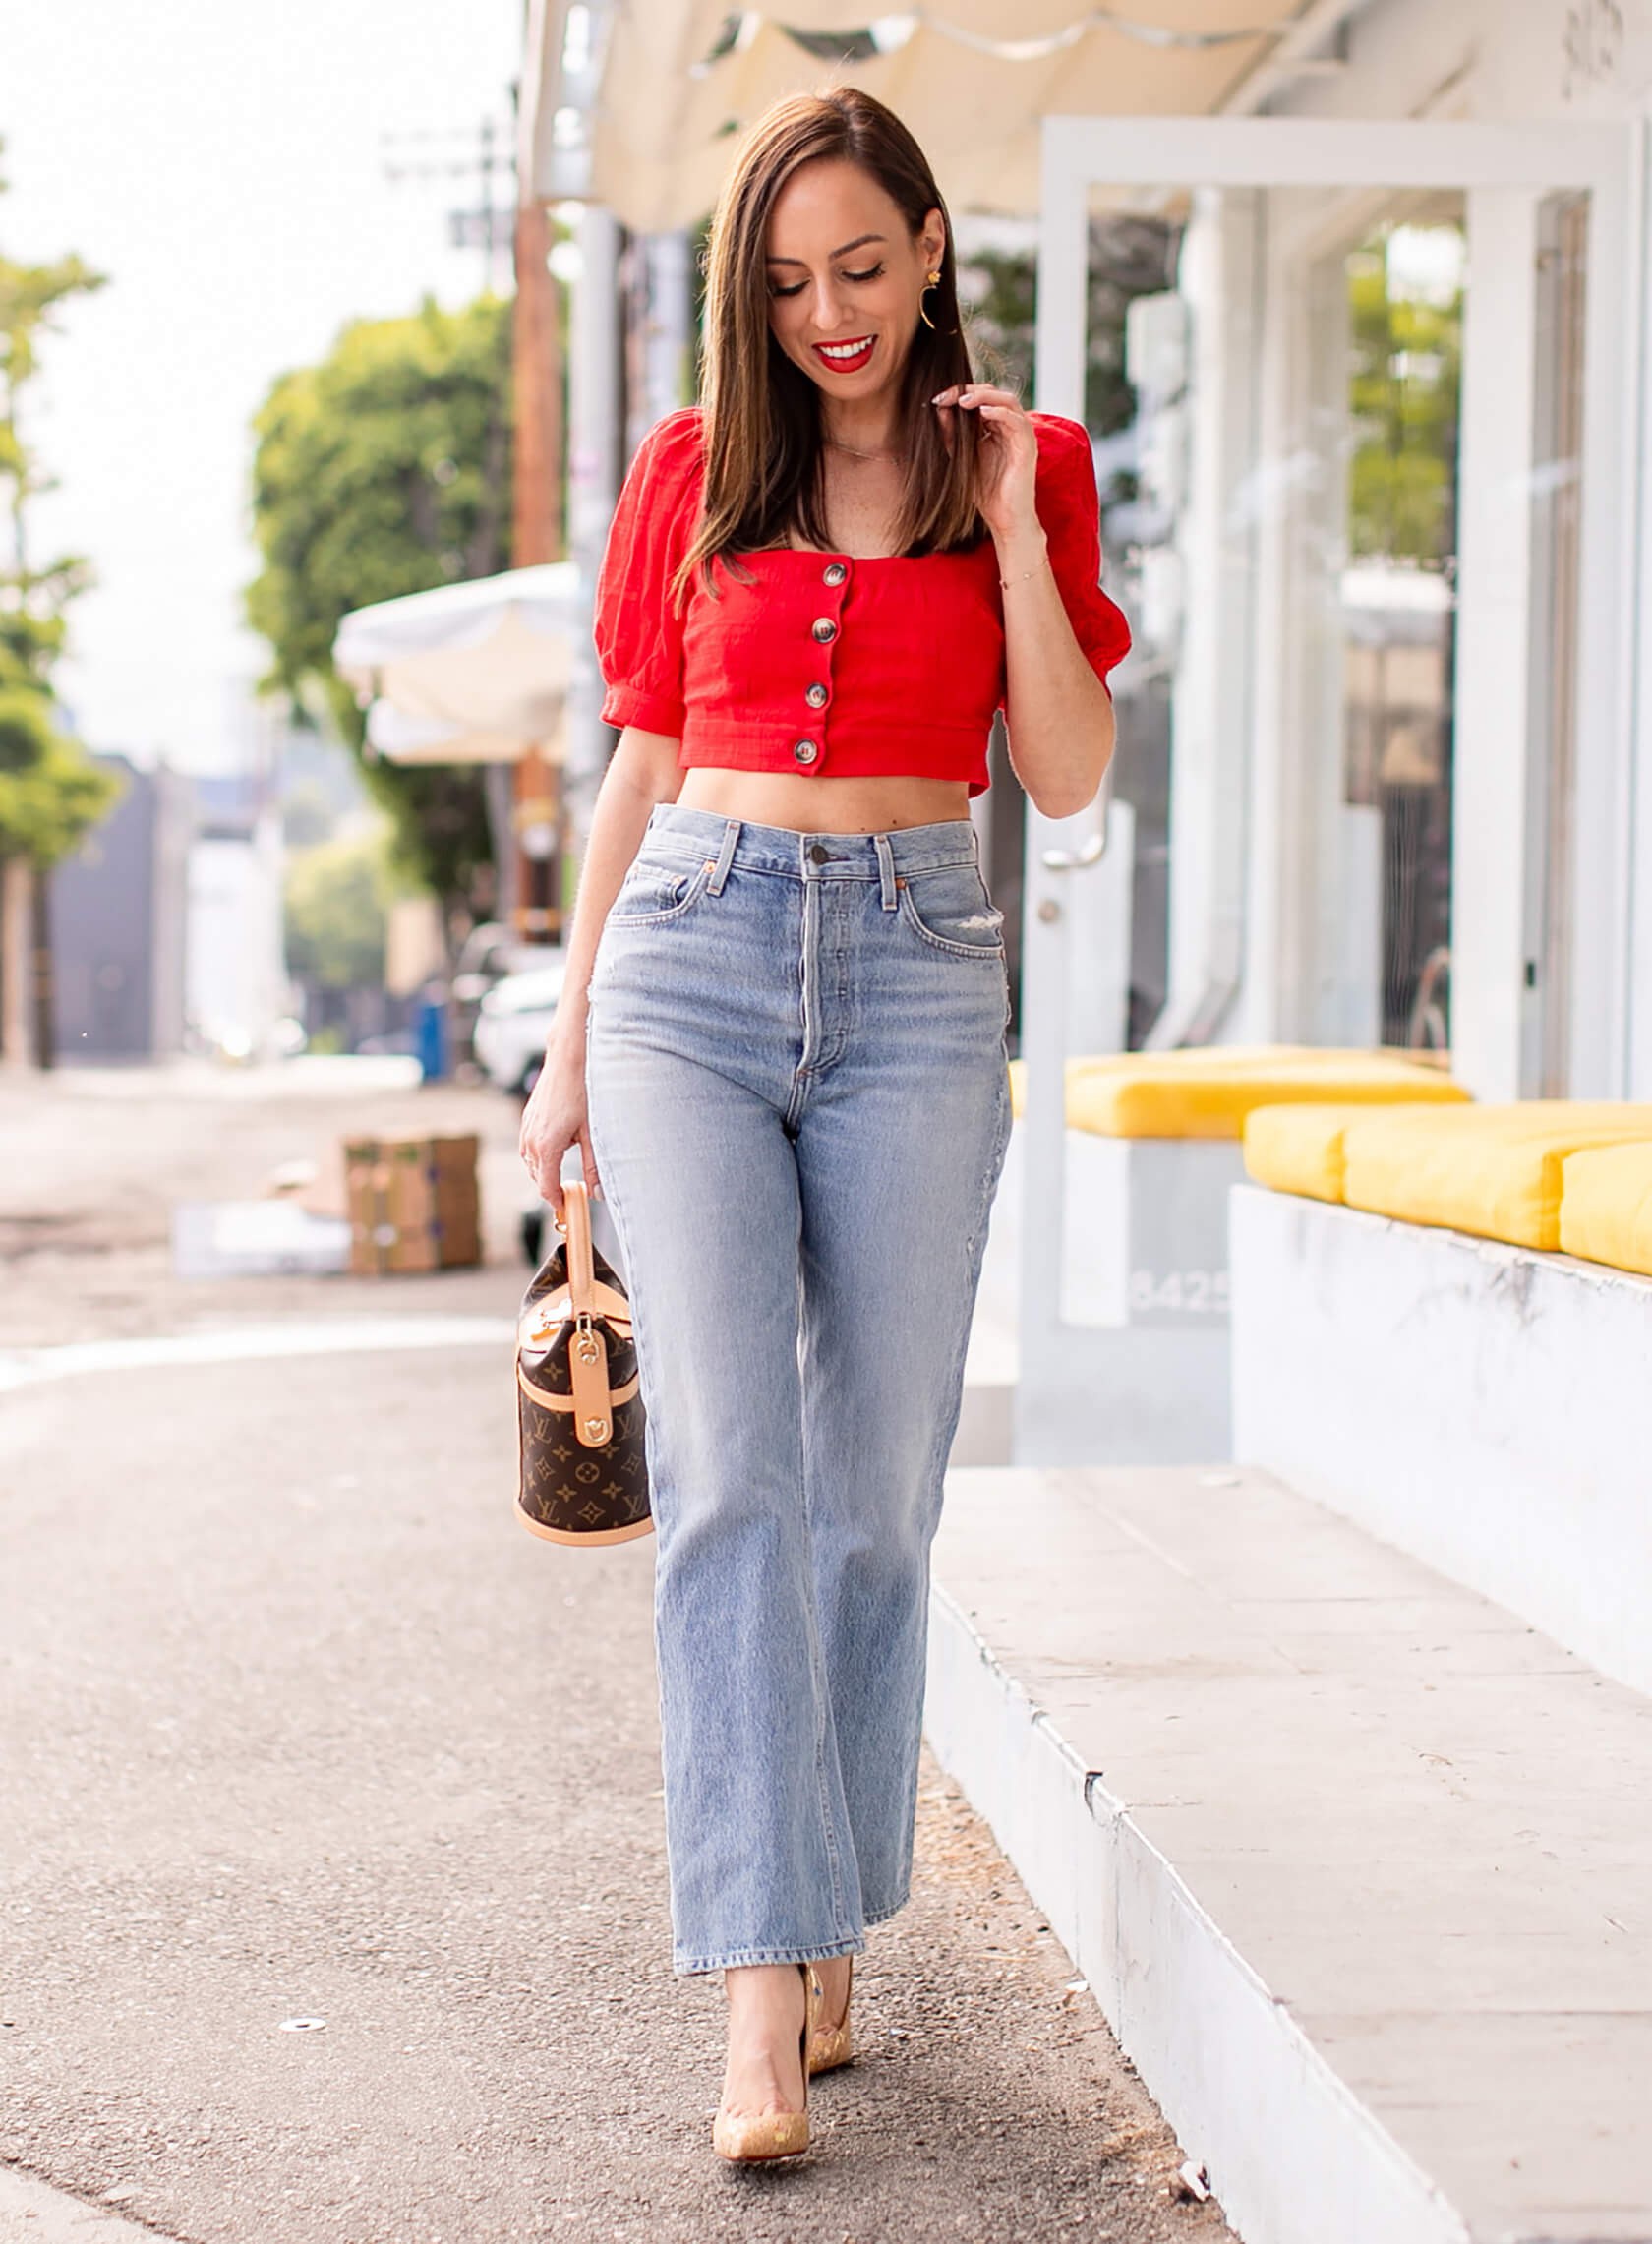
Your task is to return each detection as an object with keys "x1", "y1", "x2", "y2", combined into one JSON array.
[
  {"x1": 593, "y1": 407, "x2": 704, "y2": 737},
  {"x1": 1031, "y1": 414, "x2": 1132, "y2": 698}
]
